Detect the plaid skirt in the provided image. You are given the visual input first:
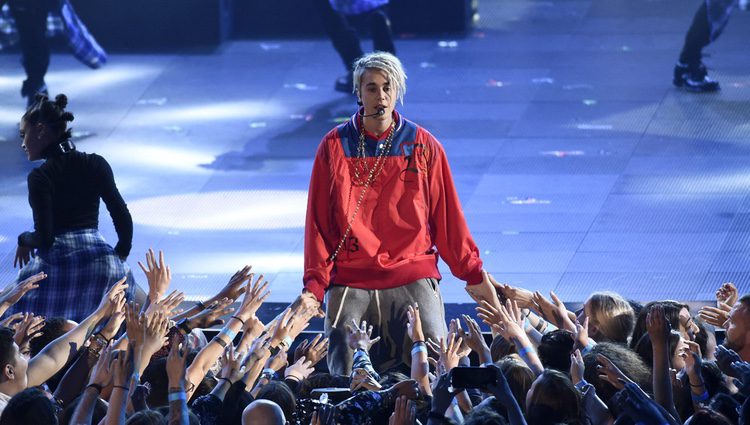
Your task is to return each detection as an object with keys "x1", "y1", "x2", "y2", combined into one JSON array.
[{"x1": 11, "y1": 228, "x2": 136, "y2": 322}]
